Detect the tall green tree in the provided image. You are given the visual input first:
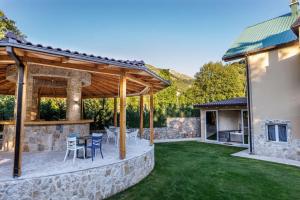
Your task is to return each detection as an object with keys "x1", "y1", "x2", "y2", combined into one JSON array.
[
  {"x1": 0, "y1": 10, "x2": 25, "y2": 39},
  {"x1": 187, "y1": 61, "x2": 246, "y2": 104}
]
